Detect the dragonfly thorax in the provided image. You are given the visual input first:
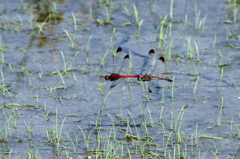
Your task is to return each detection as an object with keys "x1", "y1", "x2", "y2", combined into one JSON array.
[
  {"x1": 105, "y1": 73, "x2": 120, "y2": 81},
  {"x1": 138, "y1": 74, "x2": 152, "y2": 81}
]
